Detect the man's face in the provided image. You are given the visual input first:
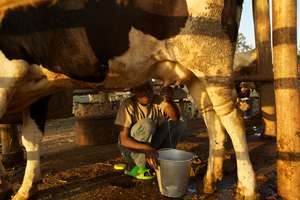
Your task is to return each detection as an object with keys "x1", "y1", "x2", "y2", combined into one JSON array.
[
  {"x1": 136, "y1": 92, "x2": 151, "y2": 105},
  {"x1": 160, "y1": 87, "x2": 173, "y2": 99},
  {"x1": 133, "y1": 85, "x2": 154, "y2": 106}
]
